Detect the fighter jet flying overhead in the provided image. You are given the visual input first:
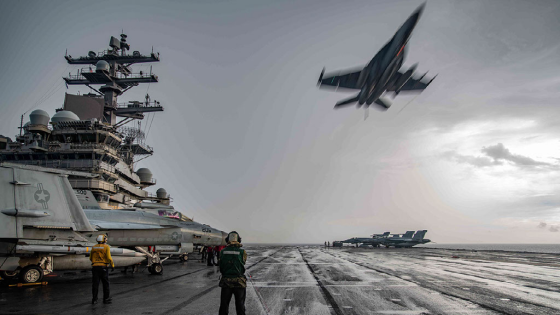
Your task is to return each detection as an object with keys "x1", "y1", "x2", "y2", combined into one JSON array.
[{"x1": 317, "y1": 3, "x2": 435, "y2": 110}]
